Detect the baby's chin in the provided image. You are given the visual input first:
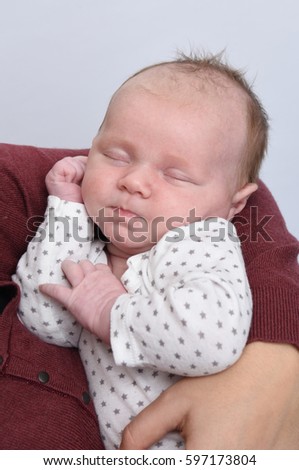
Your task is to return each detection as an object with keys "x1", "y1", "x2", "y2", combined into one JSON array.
[{"x1": 105, "y1": 233, "x2": 155, "y2": 258}]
